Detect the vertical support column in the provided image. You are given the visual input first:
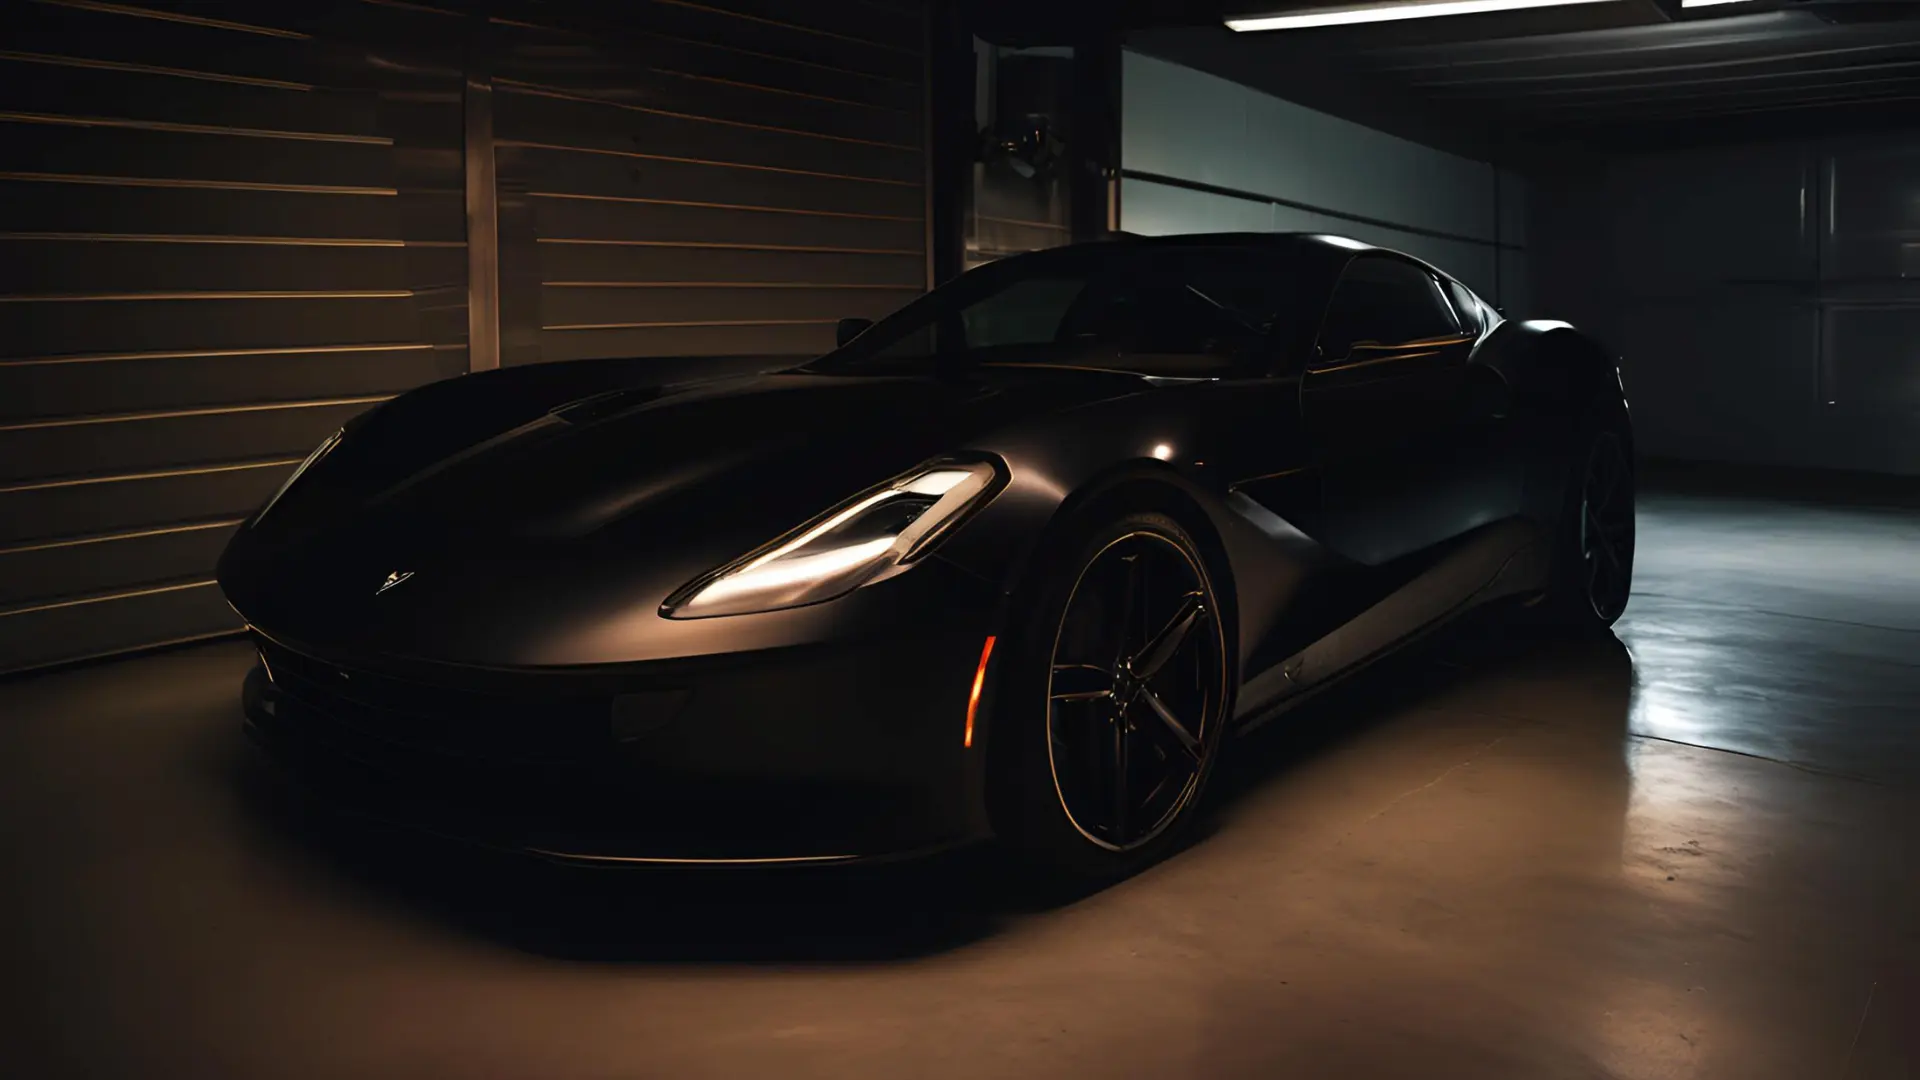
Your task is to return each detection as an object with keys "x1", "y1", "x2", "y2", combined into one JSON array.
[
  {"x1": 1068, "y1": 32, "x2": 1122, "y2": 244},
  {"x1": 926, "y1": 0, "x2": 973, "y2": 288},
  {"x1": 463, "y1": 13, "x2": 499, "y2": 373}
]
